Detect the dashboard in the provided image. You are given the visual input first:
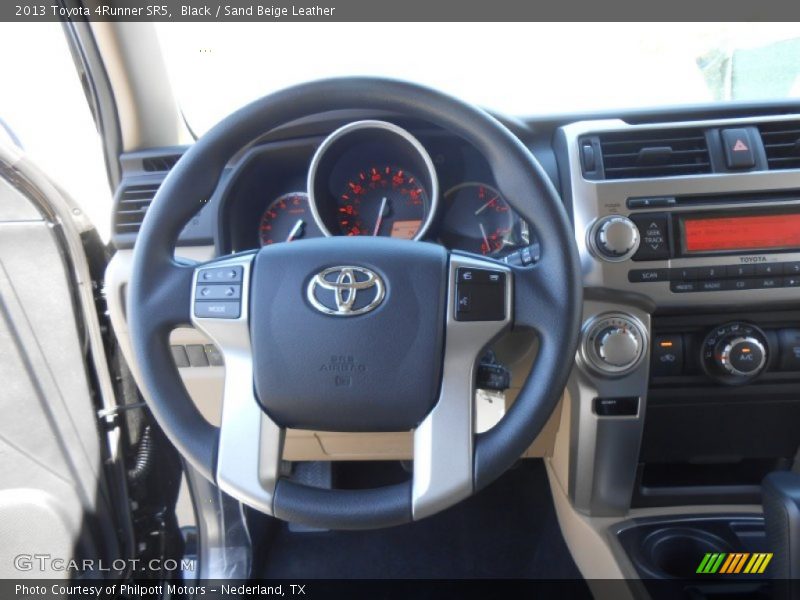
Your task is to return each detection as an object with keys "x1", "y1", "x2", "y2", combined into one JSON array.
[
  {"x1": 111, "y1": 102, "x2": 800, "y2": 523},
  {"x1": 106, "y1": 97, "x2": 800, "y2": 587},
  {"x1": 220, "y1": 121, "x2": 533, "y2": 259}
]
